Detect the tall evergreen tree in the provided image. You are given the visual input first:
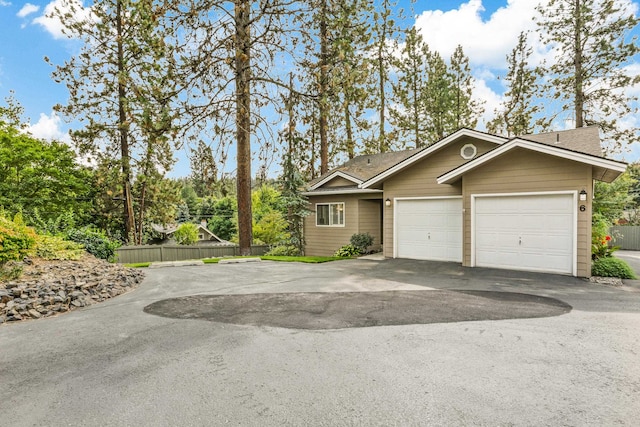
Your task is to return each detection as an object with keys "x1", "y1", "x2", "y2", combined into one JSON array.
[
  {"x1": 449, "y1": 45, "x2": 484, "y2": 130},
  {"x1": 190, "y1": 141, "x2": 218, "y2": 197},
  {"x1": 49, "y1": 0, "x2": 182, "y2": 242},
  {"x1": 367, "y1": 0, "x2": 402, "y2": 153},
  {"x1": 537, "y1": 0, "x2": 640, "y2": 152},
  {"x1": 425, "y1": 50, "x2": 454, "y2": 142},
  {"x1": 487, "y1": 32, "x2": 543, "y2": 137},
  {"x1": 390, "y1": 28, "x2": 431, "y2": 148}
]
